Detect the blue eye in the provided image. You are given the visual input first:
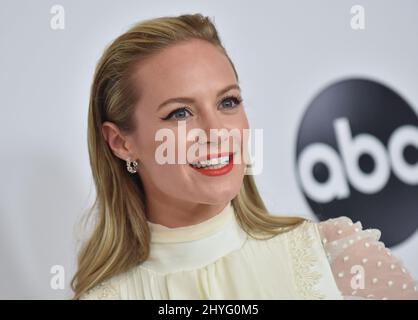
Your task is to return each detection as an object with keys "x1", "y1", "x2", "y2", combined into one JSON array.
[
  {"x1": 161, "y1": 95, "x2": 243, "y2": 121},
  {"x1": 219, "y1": 95, "x2": 243, "y2": 110},
  {"x1": 162, "y1": 107, "x2": 192, "y2": 121}
]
